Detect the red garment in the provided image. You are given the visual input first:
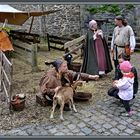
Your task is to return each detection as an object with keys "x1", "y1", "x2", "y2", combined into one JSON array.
[
  {"x1": 123, "y1": 72, "x2": 134, "y2": 79},
  {"x1": 94, "y1": 34, "x2": 107, "y2": 71}
]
